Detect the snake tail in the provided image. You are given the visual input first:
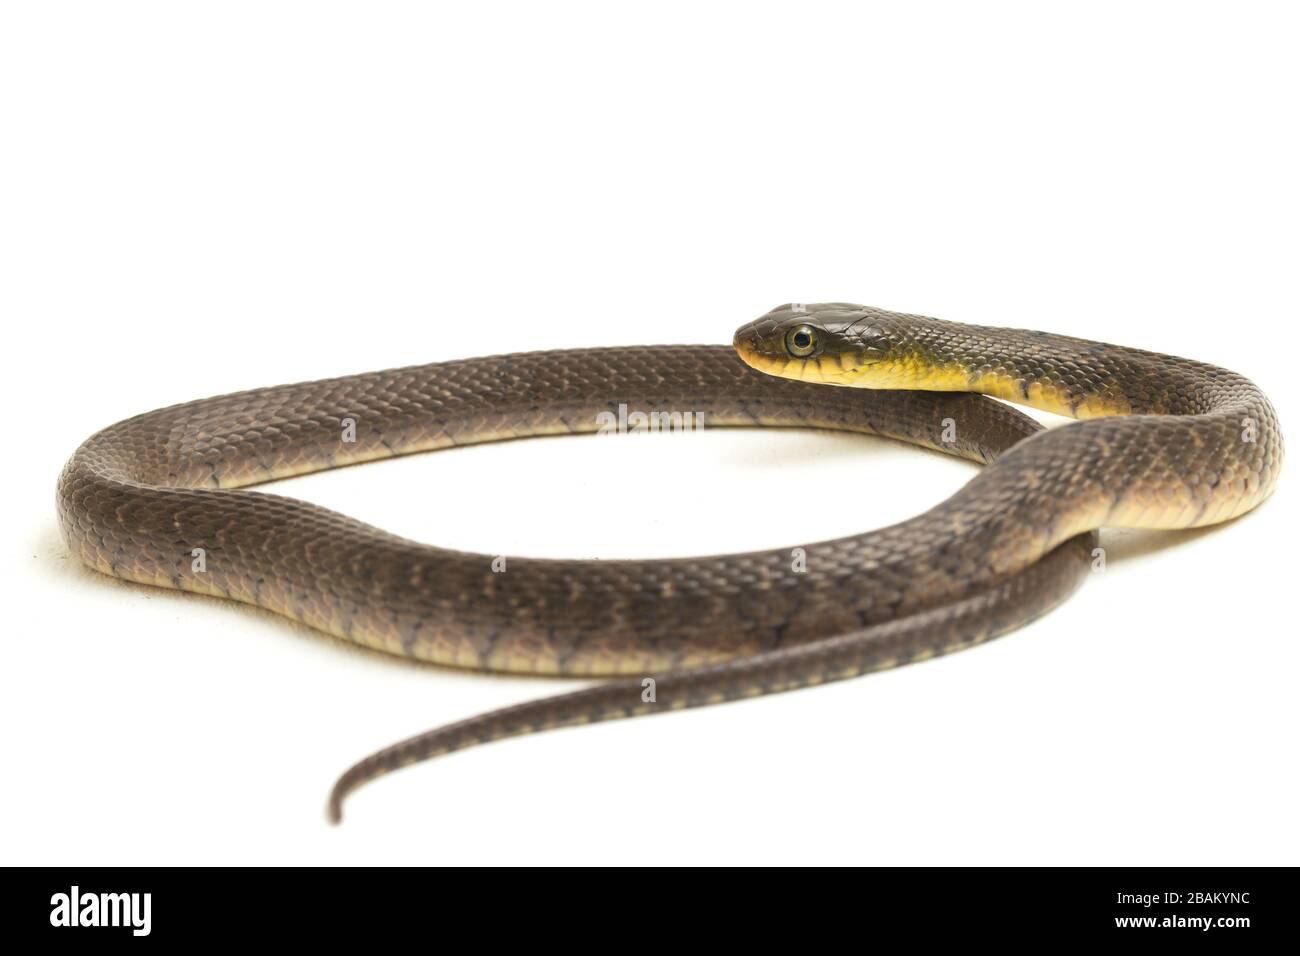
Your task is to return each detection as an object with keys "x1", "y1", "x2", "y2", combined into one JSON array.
[{"x1": 328, "y1": 533, "x2": 1092, "y2": 821}]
